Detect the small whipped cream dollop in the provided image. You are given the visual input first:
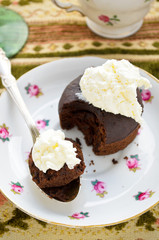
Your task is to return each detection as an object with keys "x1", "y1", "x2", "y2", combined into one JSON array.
[
  {"x1": 80, "y1": 59, "x2": 151, "y2": 124},
  {"x1": 32, "y1": 129, "x2": 80, "y2": 173}
]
